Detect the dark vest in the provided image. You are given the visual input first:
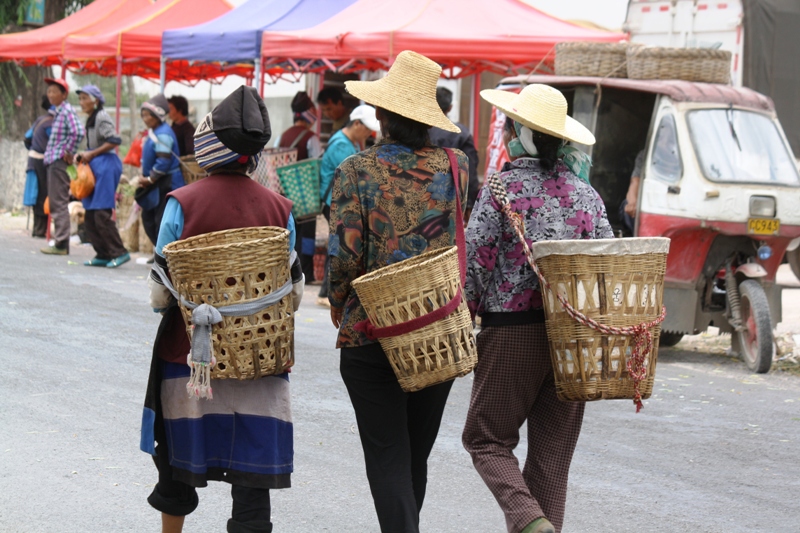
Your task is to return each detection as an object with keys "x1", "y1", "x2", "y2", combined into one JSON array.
[
  {"x1": 279, "y1": 125, "x2": 314, "y2": 161},
  {"x1": 156, "y1": 173, "x2": 293, "y2": 363}
]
